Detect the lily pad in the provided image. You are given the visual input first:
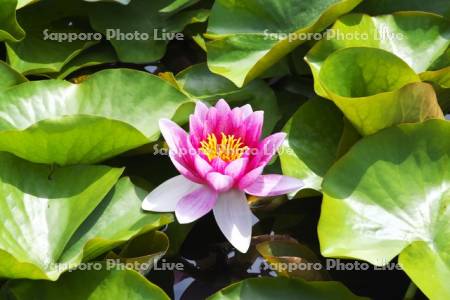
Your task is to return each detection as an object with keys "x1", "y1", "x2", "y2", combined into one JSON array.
[
  {"x1": 61, "y1": 177, "x2": 173, "y2": 263},
  {"x1": 306, "y1": 12, "x2": 450, "y2": 97},
  {"x1": 421, "y1": 66, "x2": 450, "y2": 89},
  {"x1": 279, "y1": 97, "x2": 344, "y2": 191},
  {"x1": 0, "y1": 153, "x2": 123, "y2": 280},
  {"x1": 0, "y1": 0, "x2": 24, "y2": 42},
  {"x1": 208, "y1": 277, "x2": 367, "y2": 300},
  {"x1": 7, "y1": 0, "x2": 96, "y2": 74},
  {"x1": 84, "y1": 0, "x2": 131, "y2": 5},
  {"x1": 256, "y1": 236, "x2": 327, "y2": 280},
  {"x1": 2, "y1": 268, "x2": 170, "y2": 300},
  {"x1": 318, "y1": 47, "x2": 444, "y2": 135},
  {"x1": 0, "y1": 61, "x2": 27, "y2": 91},
  {"x1": 175, "y1": 63, "x2": 280, "y2": 135},
  {"x1": 318, "y1": 119, "x2": 450, "y2": 300},
  {"x1": 0, "y1": 157, "x2": 172, "y2": 281},
  {"x1": 0, "y1": 68, "x2": 193, "y2": 165},
  {"x1": 54, "y1": 43, "x2": 117, "y2": 79},
  {"x1": 356, "y1": 0, "x2": 450, "y2": 18},
  {"x1": 205, "y1": 0, "x2": 362, "y2": 87},
  {"x1": 160, "y1": 0, "x2": 200, "y2": 13},
  {"x1": 108, "y1": 230, "x2": 169, "y2": 275},
  {"x1": 89, "y1": 0, "x2": 208, "y2": 63}
]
